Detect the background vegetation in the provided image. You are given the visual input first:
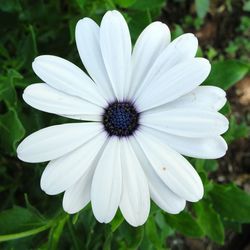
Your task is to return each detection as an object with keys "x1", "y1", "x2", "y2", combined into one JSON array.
[{"x1": 0, "y1": 0, "x2": 250, "y2": 249}]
